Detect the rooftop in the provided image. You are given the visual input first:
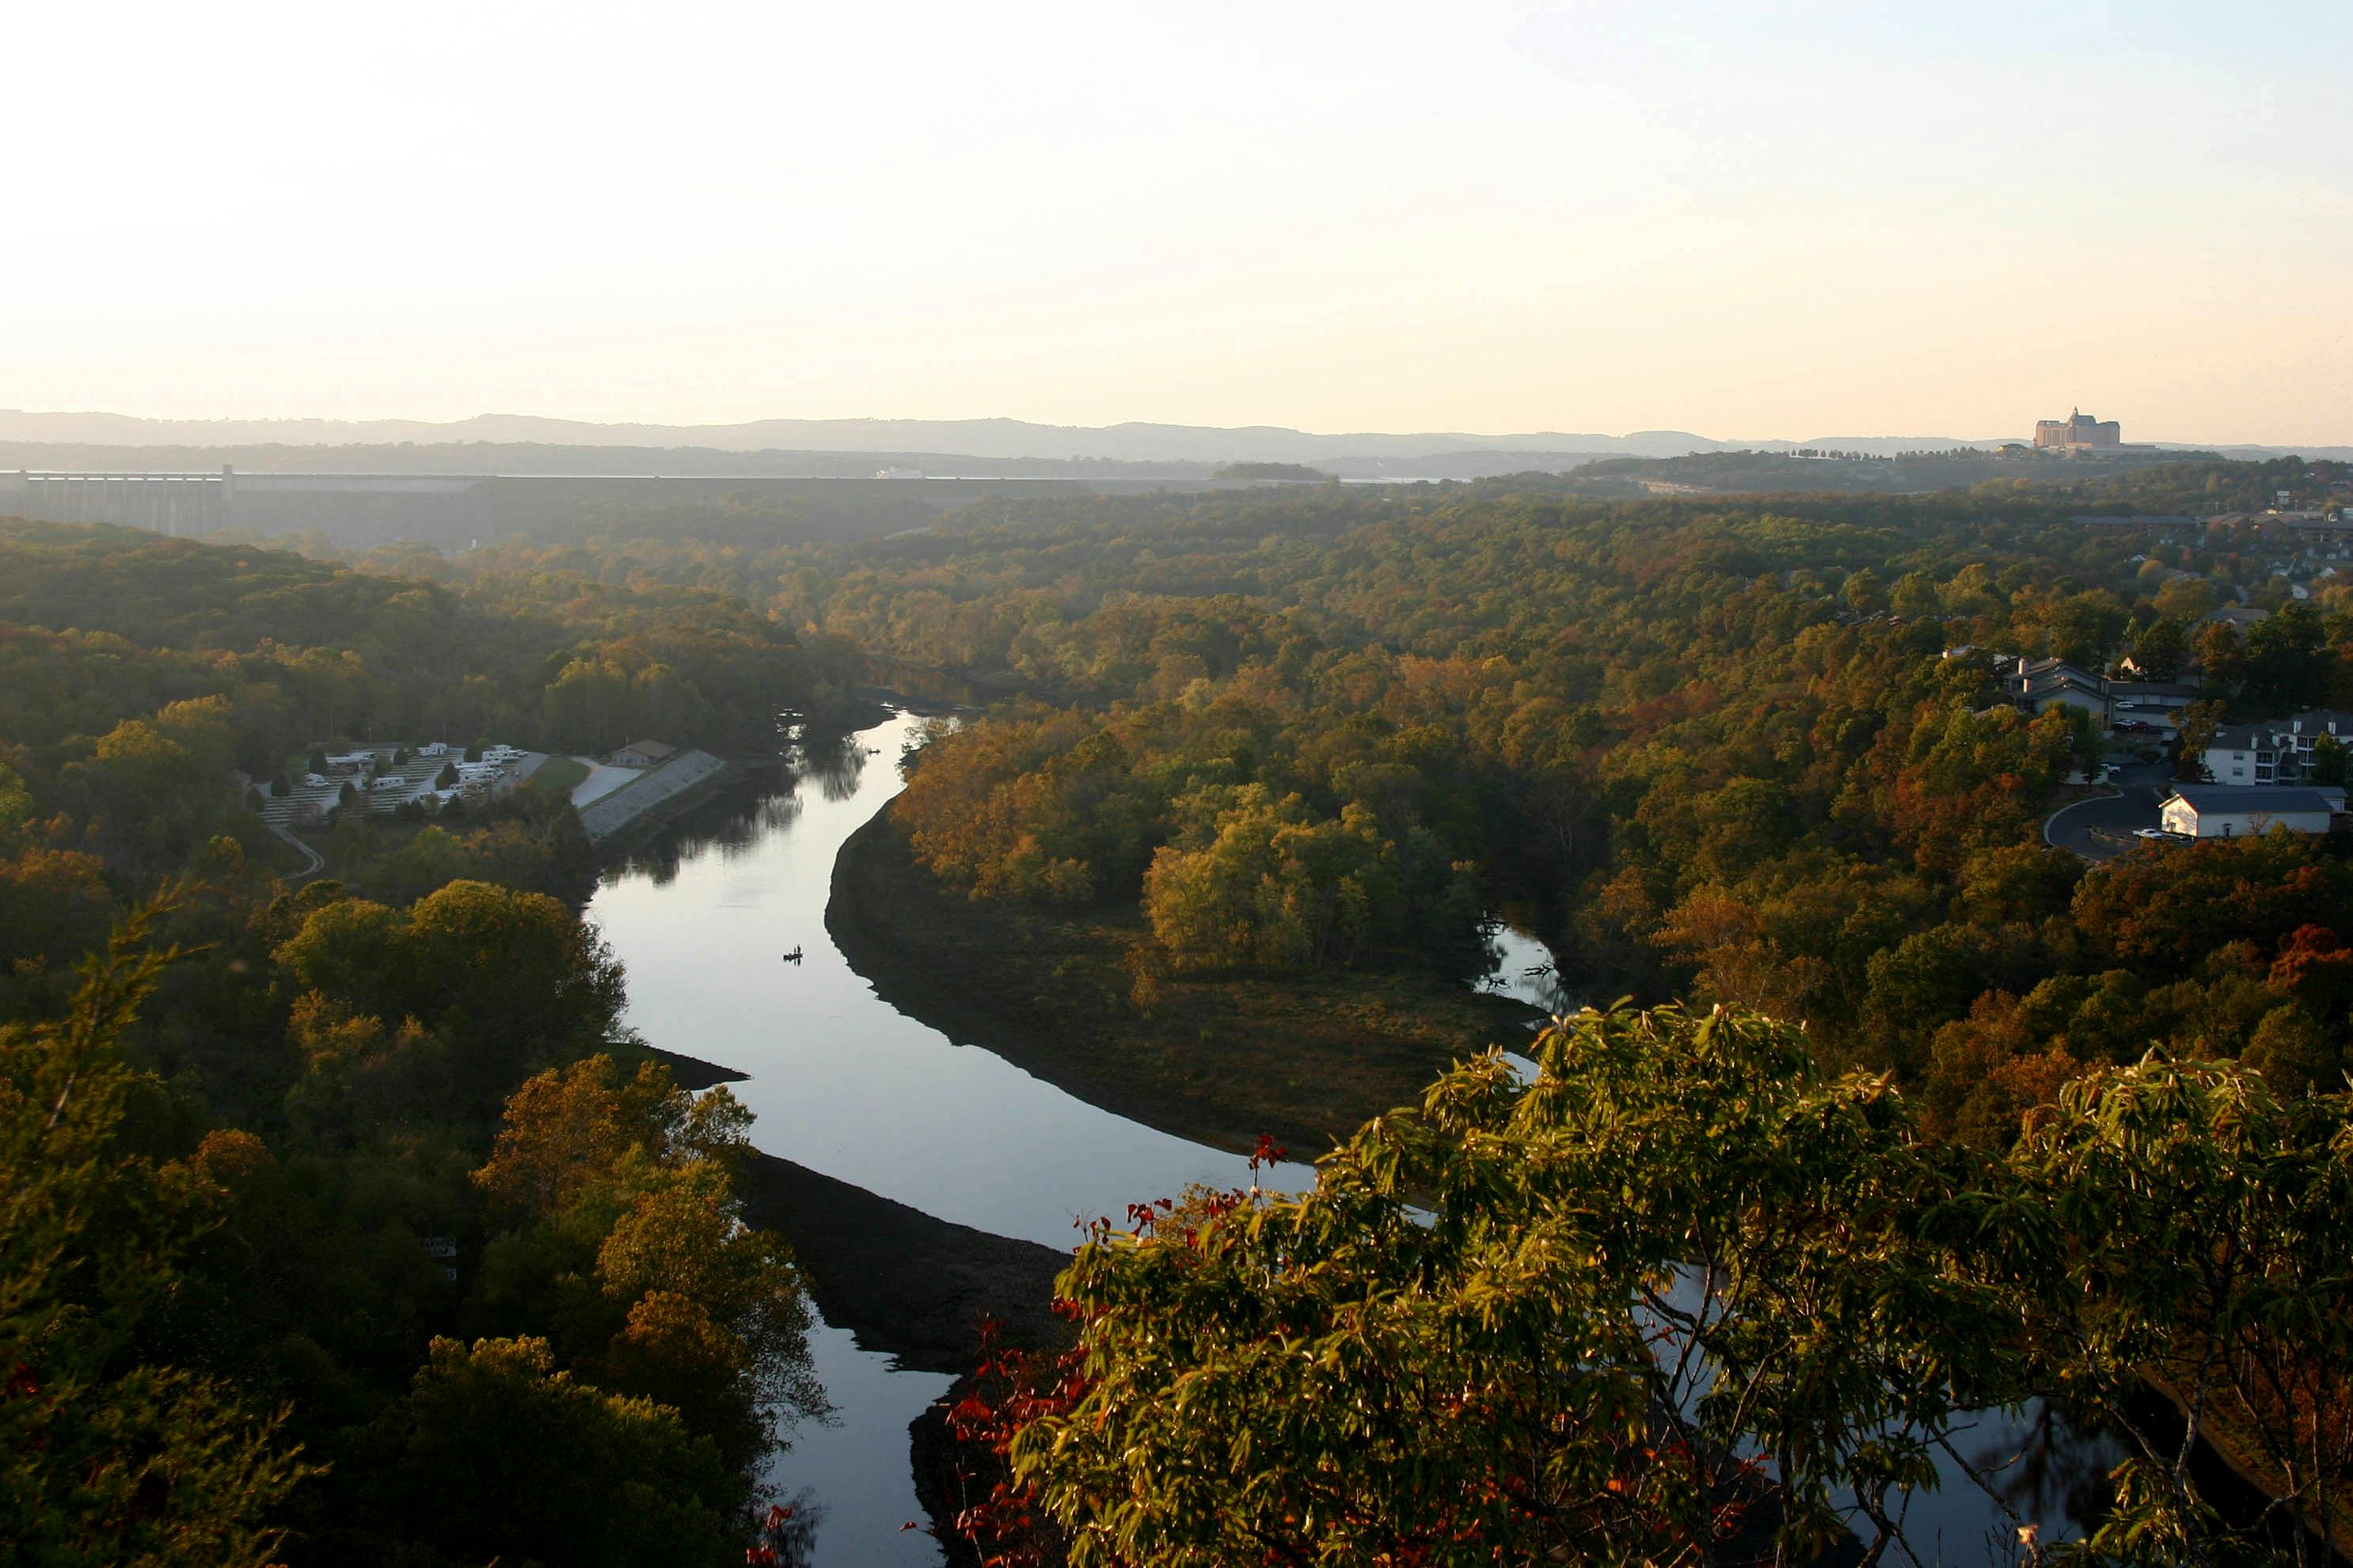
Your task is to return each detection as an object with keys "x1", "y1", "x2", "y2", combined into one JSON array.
[{"x1": 2208, "y1": 710, "x2": 2353, "y2": 748}]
